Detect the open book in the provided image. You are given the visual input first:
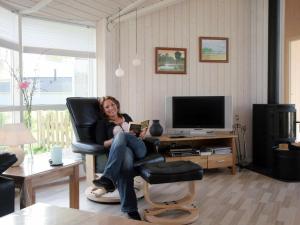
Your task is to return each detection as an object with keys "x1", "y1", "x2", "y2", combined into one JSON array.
[{"x1": 129, "y1": 120, "x2": 150, "y2": 135}]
